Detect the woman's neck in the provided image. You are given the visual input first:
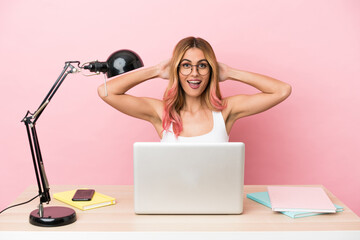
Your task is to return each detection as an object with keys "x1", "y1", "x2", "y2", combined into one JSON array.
[{"x1": 182, "y1": 96, "x2": 206, "y2": 114}]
